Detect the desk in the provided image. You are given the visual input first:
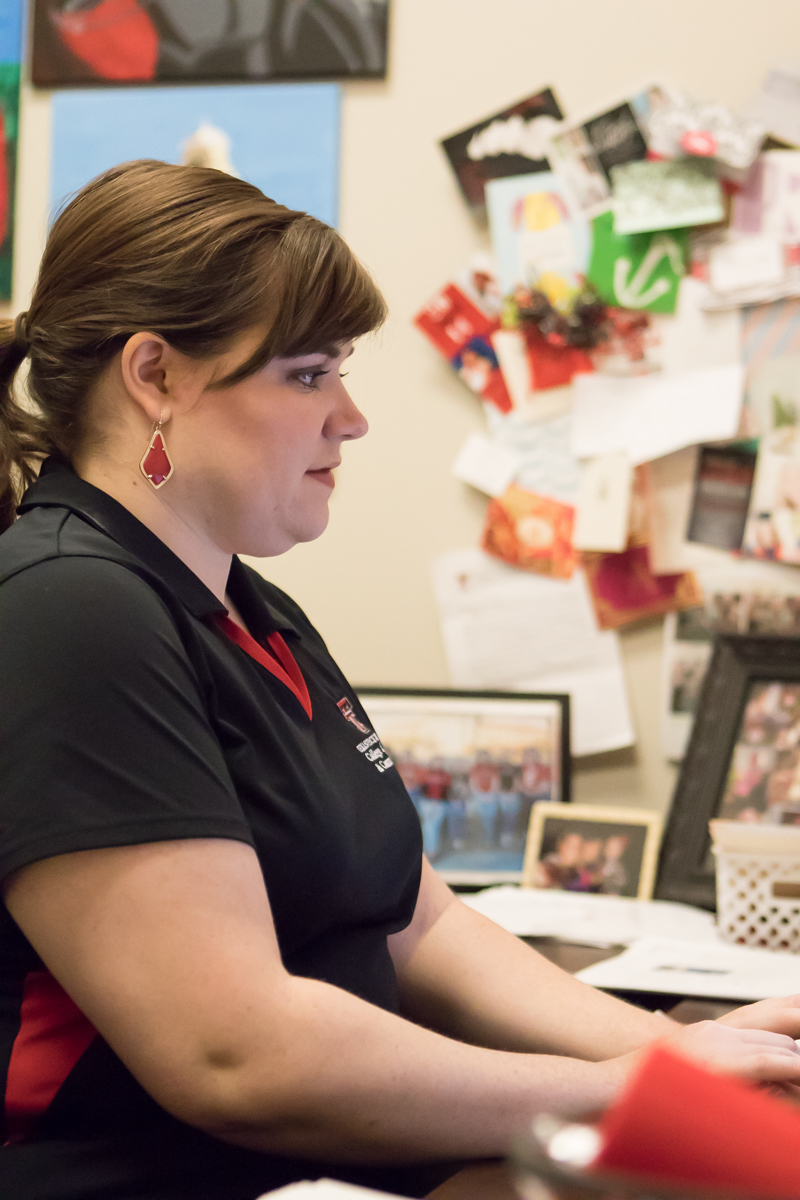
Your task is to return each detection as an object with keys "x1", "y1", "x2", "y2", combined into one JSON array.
[{"x1": 522, "y1": 937, "x2": 739, "y2": 1022}]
